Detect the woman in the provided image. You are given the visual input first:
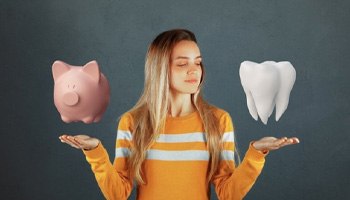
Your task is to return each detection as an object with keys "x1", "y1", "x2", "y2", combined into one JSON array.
[{"x1": 59, "y1": 29, "x2": 299, "y2": 200}]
